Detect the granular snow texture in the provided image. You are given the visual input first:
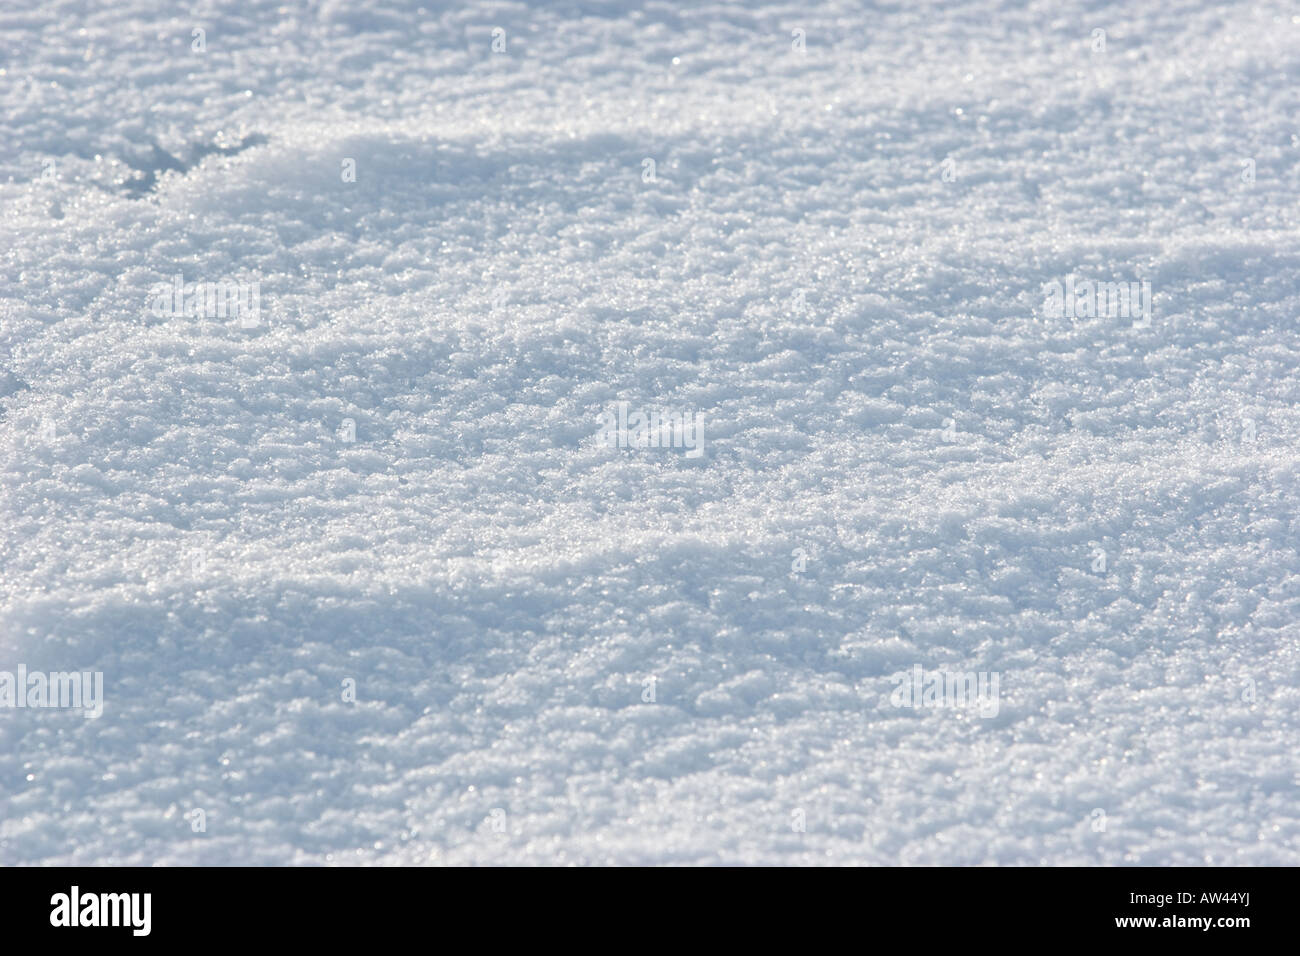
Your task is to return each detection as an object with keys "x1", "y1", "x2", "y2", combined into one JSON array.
[{"x1": 2, "y1": 0, "x2": 1300, "y2": 864}]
